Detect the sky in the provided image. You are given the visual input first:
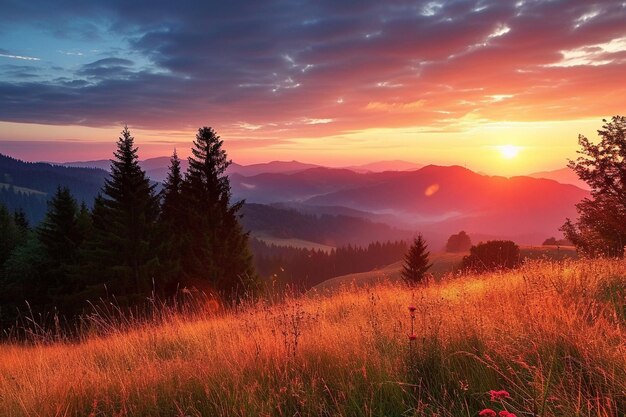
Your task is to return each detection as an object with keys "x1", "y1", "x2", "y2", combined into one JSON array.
[{"x1": 0, "y1": 0, "x2": 625, "y2": 175}]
